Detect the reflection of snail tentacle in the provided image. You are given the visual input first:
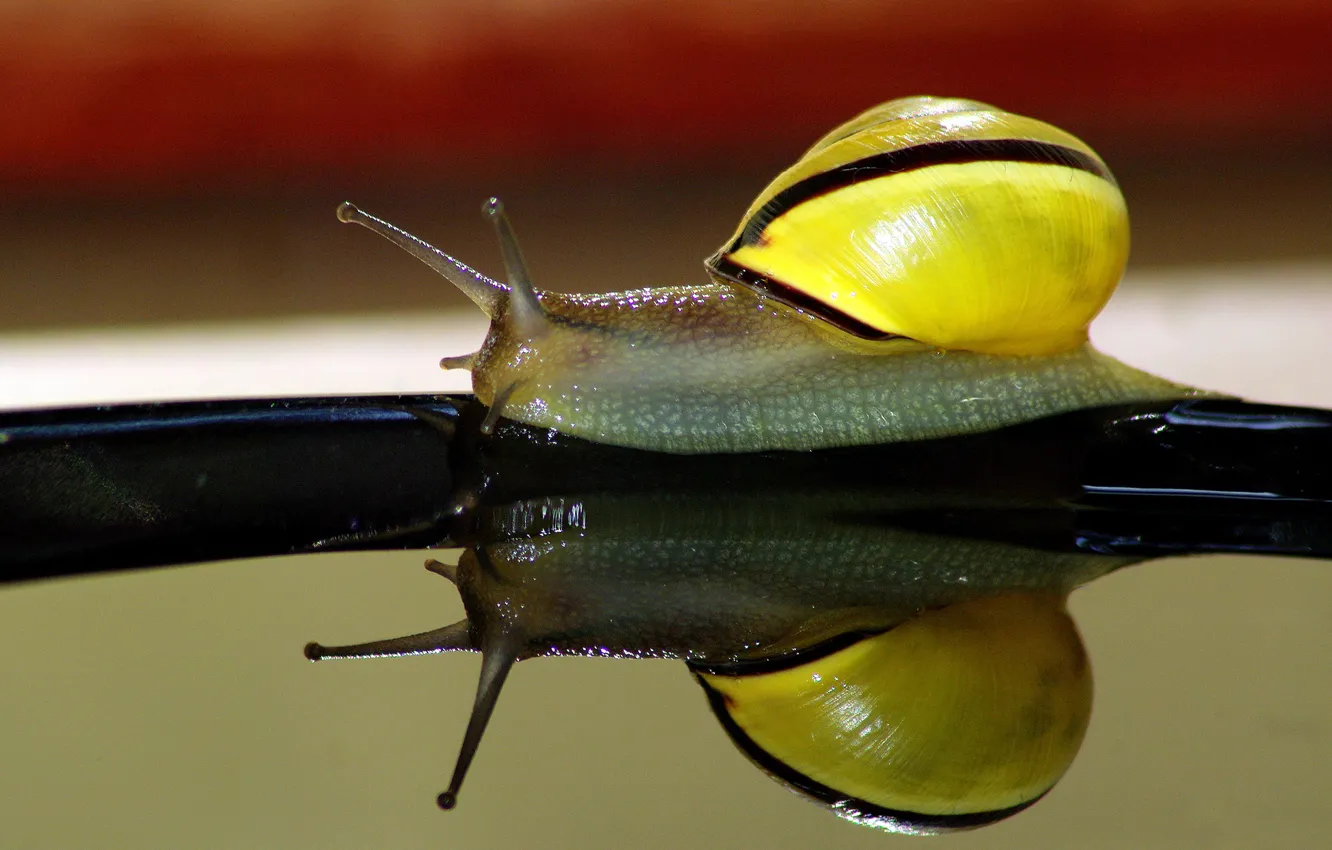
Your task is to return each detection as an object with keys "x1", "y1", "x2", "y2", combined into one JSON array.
[
  {"x1": 436, "y1": 630, "x2": 520, "y2": 810},
  {"x1": 305, "y1": 552, "x2": 528, "y2": 810}
]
